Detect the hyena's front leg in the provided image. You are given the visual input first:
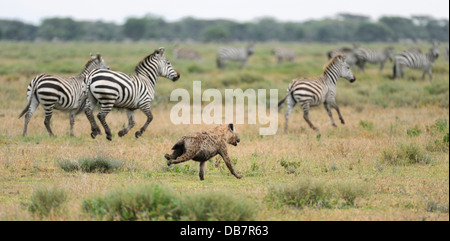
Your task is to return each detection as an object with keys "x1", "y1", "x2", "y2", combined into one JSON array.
[{"x1": 219, "y1": 149, "x2": 242, "y2": 179}]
